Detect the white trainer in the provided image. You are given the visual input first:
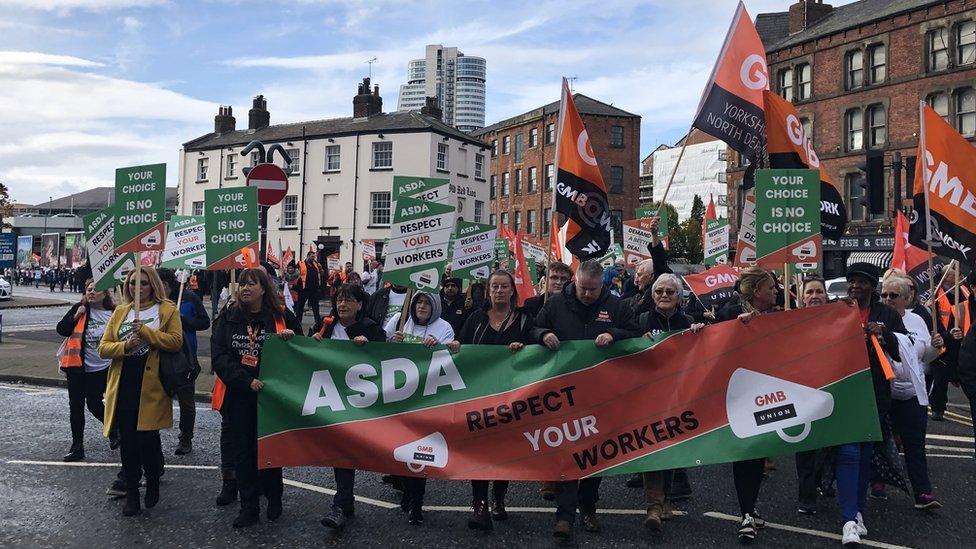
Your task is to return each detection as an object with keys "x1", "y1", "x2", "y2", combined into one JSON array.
[
  {"x1": 854, "y1": 512, "x2": 868, "y2": 536},
  {"x1": 842, "y1": 521, "x2": 861, "y2": 546}
]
